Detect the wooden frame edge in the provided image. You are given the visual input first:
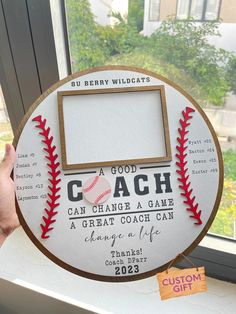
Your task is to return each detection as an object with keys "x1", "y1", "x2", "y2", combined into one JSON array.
[{"x1": 58, "y1": 85, "x2": 172, "y2": 170}]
